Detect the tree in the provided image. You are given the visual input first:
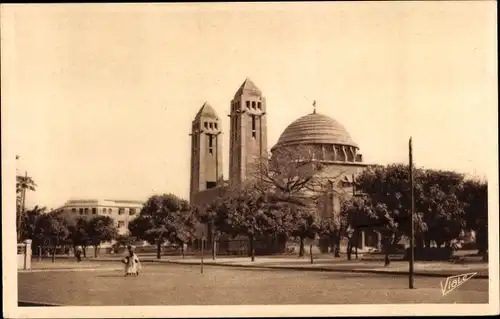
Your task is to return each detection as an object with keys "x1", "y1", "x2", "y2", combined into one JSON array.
[
  {"x1": 35, "y1": 212, "x2": 70, "y2": 263},
  {"x1": 290, "y1": 209, "x2": 320, "y2": 258},
  {"x1": 319, "y1": 214, "x2": 344, "y2": 258},
  {"x1": 340, "y1": 196, "x2": 375, "y2": 260},
  {"x1": 129, "y1": 193, "x2": 192, "y2": 259},
  {"x1": 249, "y1": 145, "x2": 345, "y2": 204},
  {"x1": 66, "y1": 216, "x2": 91, "y2": 257},
  {"x1": 19, "y1": 205, "x2": 45, "y2": 242},
  {"x1": 213, "y1": 188, "x2": 293, "y2": 262},
  {"x1": 87, "y1": 215, "x2": 118, "y2": 257},
  {"x1": 16, "y1": 174, "x2": 37, "y2": 242},
  {"x1": 416, "y1": 169, "x2": 466, "y2": 249},
  {"x1": 459, "y1": 179, "x2": 488, "y2": 260},
  {"x1": 194, "y1": 203, "x2": 220, "y2": 260}
]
